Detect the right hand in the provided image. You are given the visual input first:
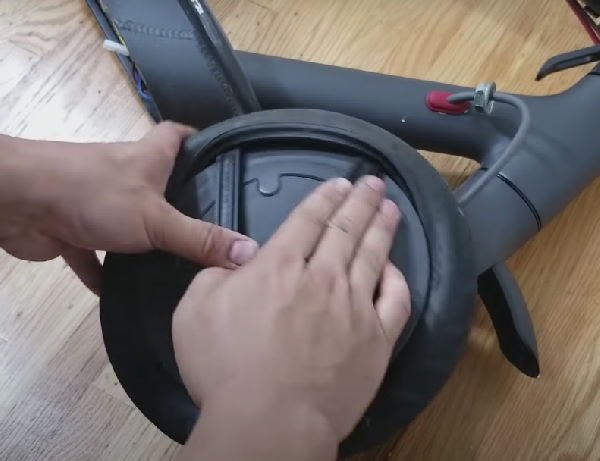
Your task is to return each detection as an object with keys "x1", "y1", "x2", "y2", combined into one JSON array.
[{"x1": 173, "y1": 175, "x2": 411, "y2": 454}]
